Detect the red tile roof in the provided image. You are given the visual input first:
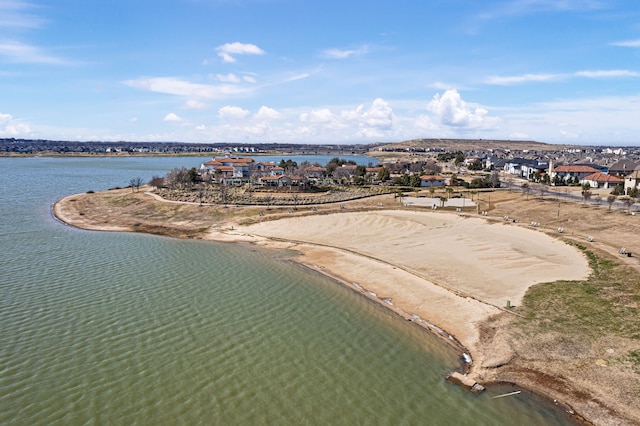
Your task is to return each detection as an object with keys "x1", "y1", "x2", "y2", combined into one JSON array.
[
  {"x1": 552, "y1": 165, "x2": 599, "y2": 173},
  {"x1": 583, "y1": 172, "x2": 622, "y2": 183}
]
